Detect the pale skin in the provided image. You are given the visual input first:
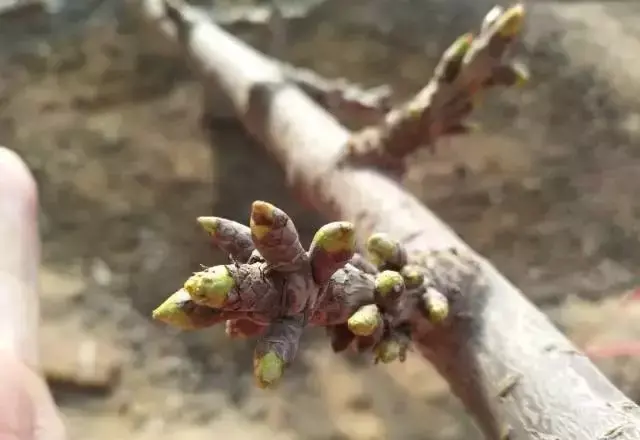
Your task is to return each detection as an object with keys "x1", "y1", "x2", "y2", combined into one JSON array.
[{"x1": 0, "y1": 147, "x2": 66, "y2": 440}]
